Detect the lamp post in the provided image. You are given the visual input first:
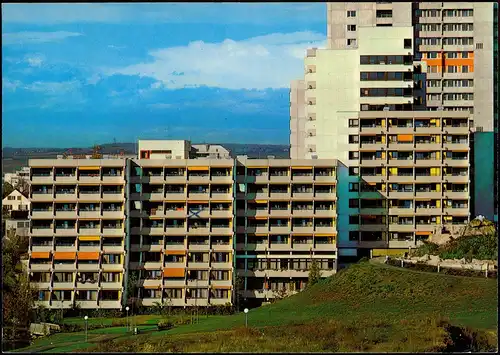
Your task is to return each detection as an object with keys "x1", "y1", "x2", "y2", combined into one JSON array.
[
  {"x1": 125, "y1": 306, "x2": 130, "y2": 331},
  {"x1": 244, "y1": 308, "x2": 249, "y2": 328},
  {"x1": 84, "y1": 316, "x2": 88, "y2": 342}
]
